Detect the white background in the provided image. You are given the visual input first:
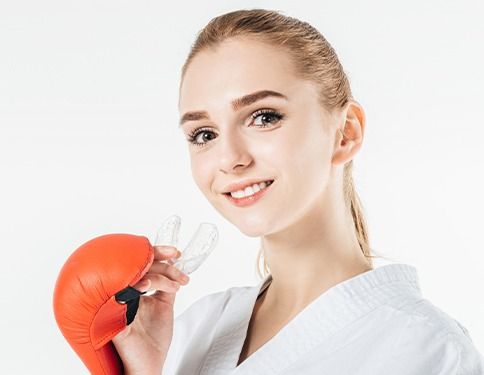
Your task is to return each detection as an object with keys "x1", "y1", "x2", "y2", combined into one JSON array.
[{"x1": 1, "y1": 0, "x2": 483, "y2": 373}]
